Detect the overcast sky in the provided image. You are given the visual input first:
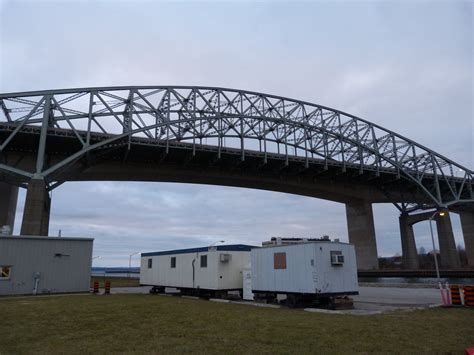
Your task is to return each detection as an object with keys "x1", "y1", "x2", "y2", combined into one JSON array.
[{"x1": 0, "y1": 0, "x2": 472, "y2": 266}]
